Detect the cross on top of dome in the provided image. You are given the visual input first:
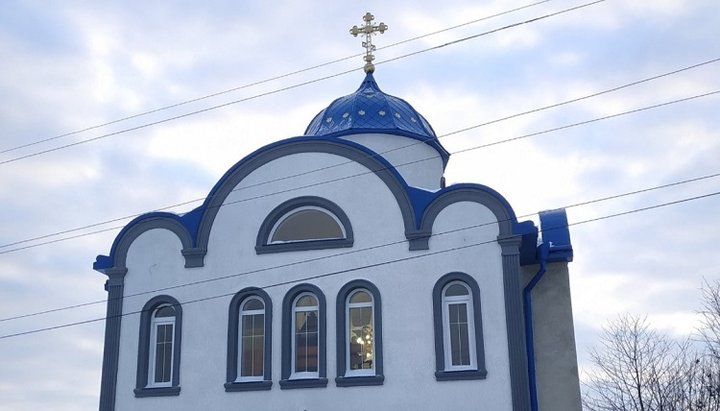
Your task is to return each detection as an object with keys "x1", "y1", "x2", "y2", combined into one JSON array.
[{"x1": 349, "y1": 12, "x2": 388, "y2": 73}]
